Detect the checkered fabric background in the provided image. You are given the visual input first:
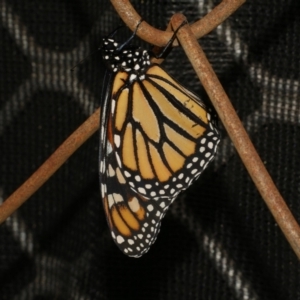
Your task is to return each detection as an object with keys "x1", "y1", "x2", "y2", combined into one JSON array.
[{"x1": 1, "y1": 0, "x2": 299, "y2": 299}]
